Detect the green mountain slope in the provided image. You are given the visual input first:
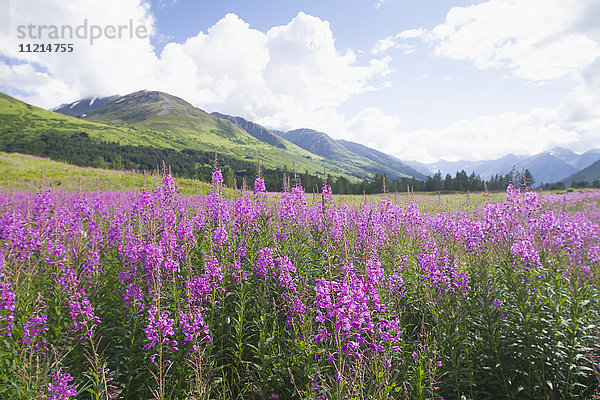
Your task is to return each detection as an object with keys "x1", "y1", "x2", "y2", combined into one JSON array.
[
  {"x1": 211, "y1": 112, "x2": 287, "y2": 149},
  {"x1": 337, "y1": 139, "x2": 426, "y2": 180},
  {"x1": 0, "y1": 92, "x2": 354, "y2": 181},
  {"x1": 280, "y1": 128, "x2": 350, "y2": 159},
  {"x1": 77, "y1": 90, "x2": 386, "y2": 180},
  {"x1": 0, "y1": 90, "x2": 427, "y2": 184},
  {"x1": 561, "y1": 159, "x2": 600, "y2": 185},
  {"x1": 279, "y1": 128, "x2": 418, "y2": 181},
  {"x1": 0, "y1": 92, "x2": 170, "y2": 149}
]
